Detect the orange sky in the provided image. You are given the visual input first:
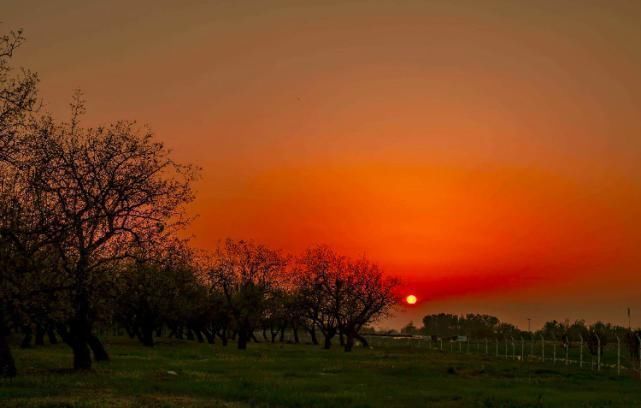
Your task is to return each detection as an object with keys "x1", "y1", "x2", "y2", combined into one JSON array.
[{"x1": 5, "y1": 0, "x2": 641, "y2": 329}]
